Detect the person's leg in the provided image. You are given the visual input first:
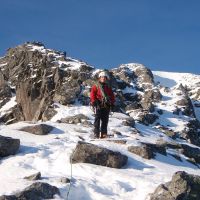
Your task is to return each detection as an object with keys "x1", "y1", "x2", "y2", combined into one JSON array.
[
  {"x1": 94, "y1": 109, "x2": 101, "y2": 138},
  {"x1": 100, "y1": 108, "x2": 110, "y2": 137}
]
